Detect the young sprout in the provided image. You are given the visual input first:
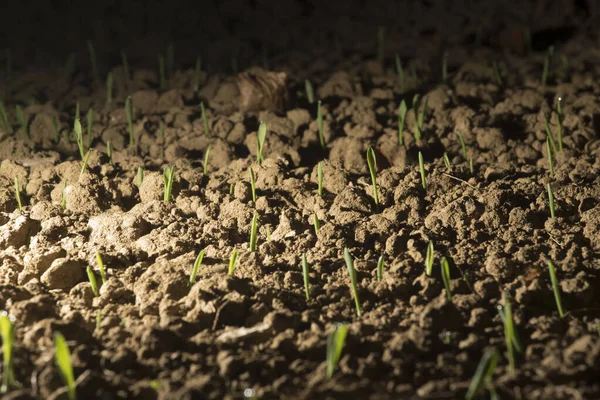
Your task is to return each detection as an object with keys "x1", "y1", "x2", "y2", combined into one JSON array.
[
  {"x1": 313, "y1": 213, "x2": 320, "y2": 236},
  {"x1": 106, "y1": 72, "x2": 113, "y2": 105},
  {"x1": 189, "y1": 249, "x2": 205, "y2": 286},
  {"x1": 498, "y1": 292, "x2": 523, "y2": 376},
  {"x1": 121, "y1": 50, "x2": 130, "y2": 81},
  {"x1": 158, "y1": 55, "x2": 166, "y2": 90},
  {"x1": 95, "y1": 310, "x2": 102, "y2": 332},
  {"x1": 366, "y1": 147, "x2": 379, "y2": 206},
  {"x1": 418, "y1": 151, "x2": 427, "y2": 190},
  {"x1": 15, "y1": 105, "x2": 28, "y2": 139},
  {"x1": 441, "y1": 257, "x2": 452, "y2": 302},
  {"x1": 87, "y1": 40, "x2": 99, "y2": 81},
  {"x1": 95, "y1": 252, "x2": 107, "y2": 284},
  {"x1": 547, "y1": 183, "x2": 555, "y2": 218},
  {"x1": 228, "y1": 249, "x2": 239, "y2": 276},
  {"x1": 547, "y1": 260, "x2": 565, "y2": 318},
  {"x1": 302, "y1": 253, "x2": 310, "y2": 300},
  {"x1": 257, "y1": 121, "x2": 267, "y2": 164},
  {"x1": 0, "y1": 101, "x2": 9, "y2": 133},
  {"x1": 136, "y1": 166, "x2": 144, "y2": 186},
  {"x1": 166, "y1": 43, "x2": 175, "y2": 77},
  {"x1": 266, "y1": 226, "x2": 271, "y2": 242},
  {"x1": 203, "y1": 145, "x2": 211, "y2": 176},
  {"x1": 86, "y1": 266, "x2": 99, "y2": 297},
  {"x1": 317, "y1": 161, "x2": 323, "y2": 197},
  {"x1": 376, "y1": 26, "x2": 385, "y2": 63},
  {"x1": 412, "y1": 95, "x2": 428, "y2": 141},
  {"x1": 442, "y1": 51, "x2": 448, "y2": 84},
  {"x1": 492, "y1": 60, "x2": 503, "y2": 87},
  {"x1": 556, "y1": 97, "x2": 563, "y2": 151},
  {"x1": 200, "y1": 102, "x2": 209, "y2": 135},
  {"x1": 86, "y1": 109, "x2": 93, "y2": 149},
  {"x1": 343, "y1": 247, "x2": 362, "y2": 317},
  {"x1": 376, "y1": 254, "x2": 384, "y2": 281},
  {"x1": 249, "y1": 167, "x2": 257, "y2": 204},
  {"x1": 547, "y1": 138, "x2": 554, "y2": 175},
  {"x1": 163, "y1": 166, "x2": 175, "y2": 202},
  {"x1": 305, "y1": 79, "x2": 315, "y2": 104},
  {"x1": 317, "y1": 101, "x2": 325, "y2": 148},
  {"x1": 64, "y1": 53, "x2": 76, "y2": 81},
  {"x1": 106, "y1": 141, "x2": 113, "y2": 165},
  {"x1": 541, "y1": 46, "x2": 554, "y2": 87},
  {"x1": 465, "y1": 349, "x2": 499, "y2": 400},
  {"x1": 443, "y1": 153, "x2": 451, "y2": 169},
  {"x1": 249, "y1": 211, "x2": 258, "y2": 252},
  {"x1": 229, "y1": 183, "x2": 234, "y2": 195},
  {"x1": 73, "y1": 119, "x2": 85, "y2": 160},
  {"x1": 0, "y1": 312, "x2": 16, "y2": 393},
  {"x1": 61, "y1": 181, "x2": 67, "y2": 209},
  {"x1": 52, "y1": 115, "x2": 60, "y2": 144},
  {"x1": 456, "y1": 130, "x2": 468, "y2": 161},
  {"x1": 14, "y1": 177, "x2": 22, "y2": 211},
  {"x1": 398, "y1": 100, "x2": 407, "y2": 145},
  {"x1": 79, "y1": 150, "x2": 91, "y2": 180},
  {"x1": 395, "y1": 54, "x2": 404, "y2": 91},
  {"x1": 193, "y1": 56, "x2": 202, "y2": 92},
  {"x1": 326, "y1": 323, "x2": 348, "y2": 380},
  {"x1": 425, "y1": 240, "x2": 434, "y2": 276},
  {"x1": 542, "y1": 110, "x2": 557, "y2": 154},
  {"x1": 469, "y1": 159, "x2": 474, "y2": 175},
  {"x1": 125, "y1": 96, "x2": 134, "y2": 147},
  {"x1": 54, "y1": 332, "x2": 77, "y2": 400}
]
